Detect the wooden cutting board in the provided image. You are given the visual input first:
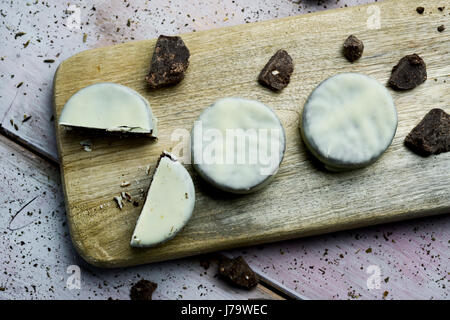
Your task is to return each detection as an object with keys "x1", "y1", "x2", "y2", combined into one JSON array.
[{"x1": 53, "y1": 0, "x2": 450, "y2": 267}]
